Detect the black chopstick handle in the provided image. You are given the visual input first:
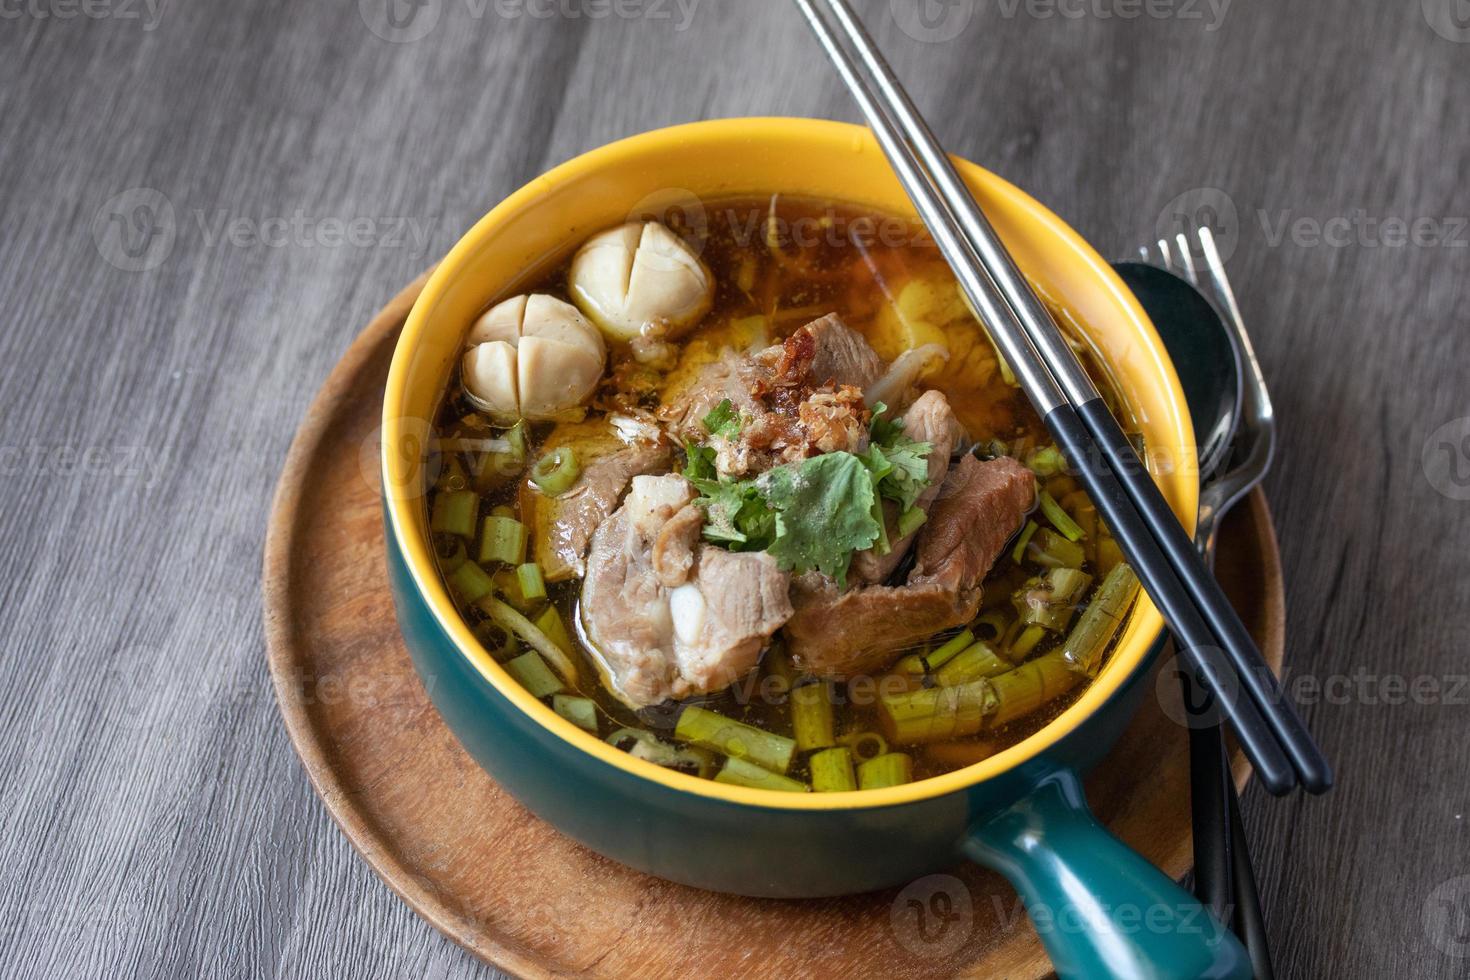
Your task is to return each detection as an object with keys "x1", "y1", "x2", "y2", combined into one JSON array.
[
  {"x1": 1188, "y1": 717, "x2": 1235, "y2": 921},
  {"x1": 1043, "y1": 405, "x2": 1296, "y2": 795},
  {"x1": 1229, "y1": 787, "x2": 1276, "y2": 980},
  {"x1": 1075, "y1": 397, "x2": 1334, "y2": 794}
]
